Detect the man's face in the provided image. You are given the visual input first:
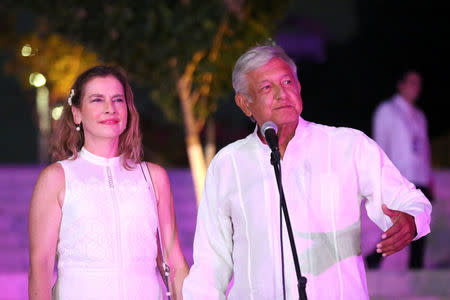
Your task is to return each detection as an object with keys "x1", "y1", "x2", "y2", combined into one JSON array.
[
  {"x1": 398, "y1": 72, "x2": 422, "y2": 104},
  {"x1": 236, "y1": 58, "x2": 303, "y2": 128}
]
